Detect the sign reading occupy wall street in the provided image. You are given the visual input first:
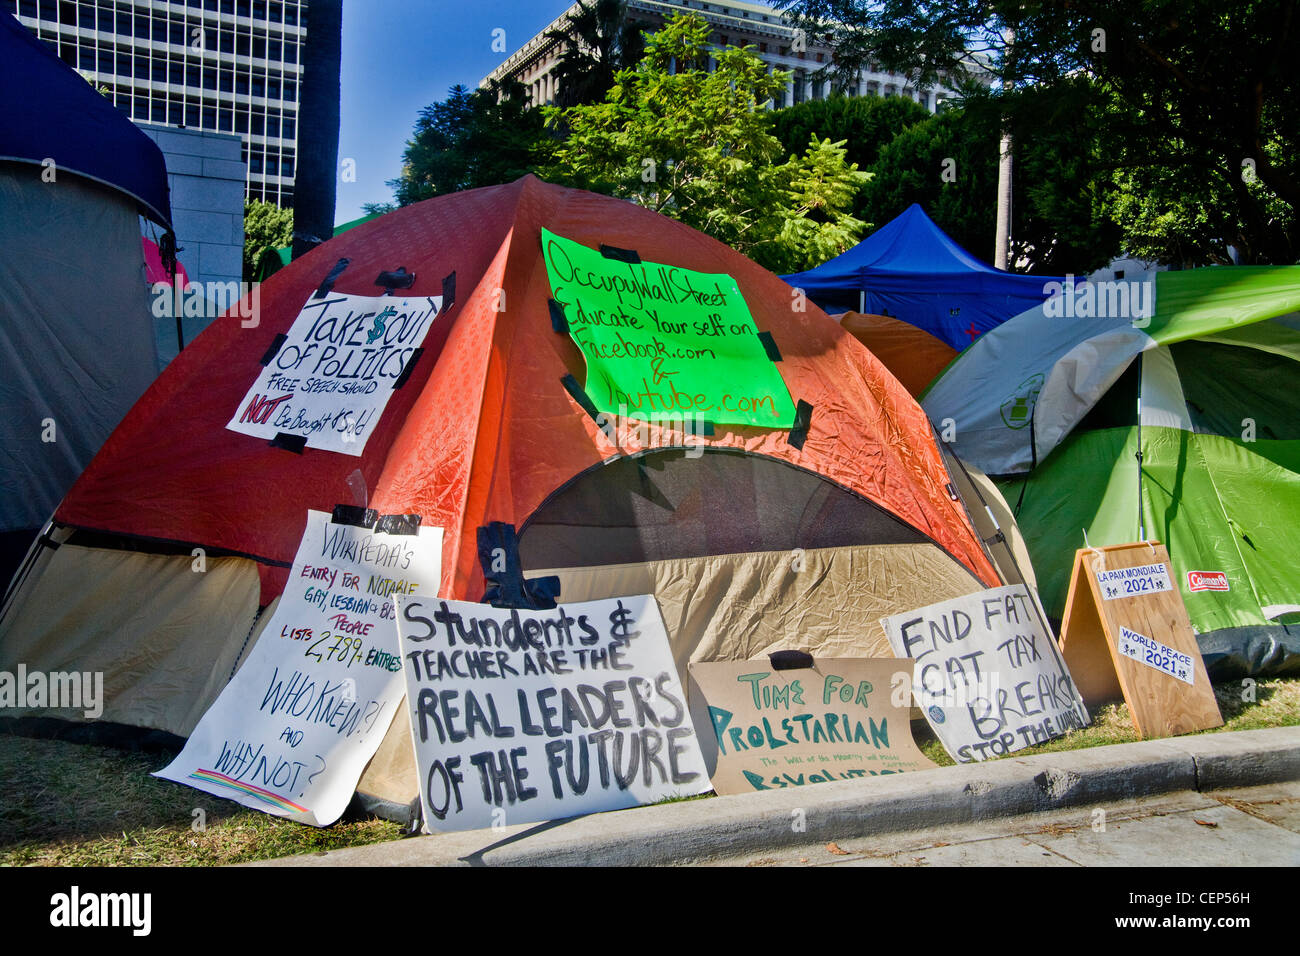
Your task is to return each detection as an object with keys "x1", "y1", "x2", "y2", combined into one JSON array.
[
  {"x1": 396, "y1": 593, "x2": 710, "y2": 832},
  {"x1": 227, "y1": 292, "x2": 443, "y2": 455},
  {"x1": 882, "y1": 584, "x2": 1090, "y2": 763},
  {"x1": 687, "y1": 658, "x2": 936, "y2": 795},
  {"x1": 541, "y1": 228, "x2": 797, "y2": 429},
  {"x1": 156, "y1": 510, "x2": 443, "y2": 826}
]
